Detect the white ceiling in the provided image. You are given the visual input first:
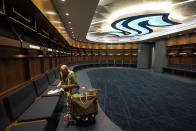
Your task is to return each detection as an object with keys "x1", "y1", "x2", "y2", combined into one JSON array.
[{"x1": 53, "y1": 0, "x2": 196, "y2": 44}]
